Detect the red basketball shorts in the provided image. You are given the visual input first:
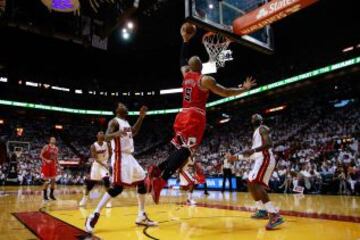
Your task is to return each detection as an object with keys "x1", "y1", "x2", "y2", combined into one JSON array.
[
  {"x1": 171, "y1": 108, "x2": 206, "y2": 150},
  {"x1": 41, "y1": 163, "x2": 57, "y2": 179}
]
